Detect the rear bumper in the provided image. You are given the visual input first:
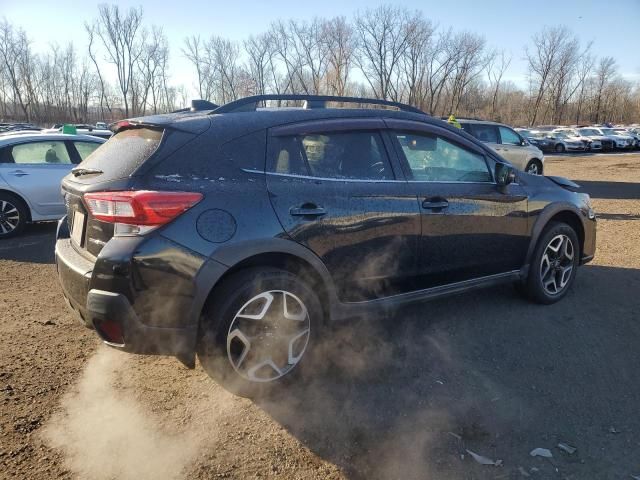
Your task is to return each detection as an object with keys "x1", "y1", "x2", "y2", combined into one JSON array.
[
  {"x1": 56, "y1": 239, "x2": 198, "y2": 358},
  {"x1": 87, "y1": 289, "x2": 198, "y2": 356}
]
